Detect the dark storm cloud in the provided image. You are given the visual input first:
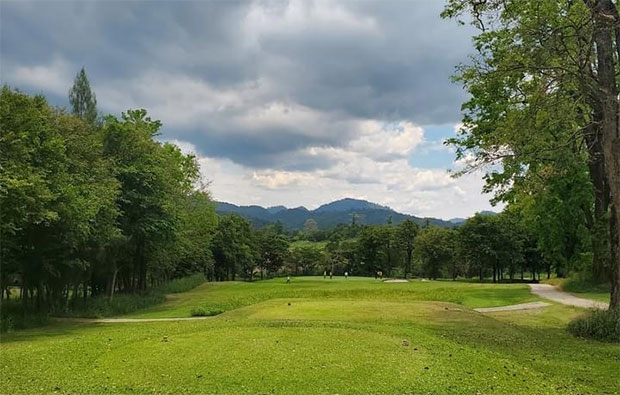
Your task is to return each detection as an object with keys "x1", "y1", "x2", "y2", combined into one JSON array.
[{"x1": 0, "y1": 0, "x2": 473, "y2": 169}]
